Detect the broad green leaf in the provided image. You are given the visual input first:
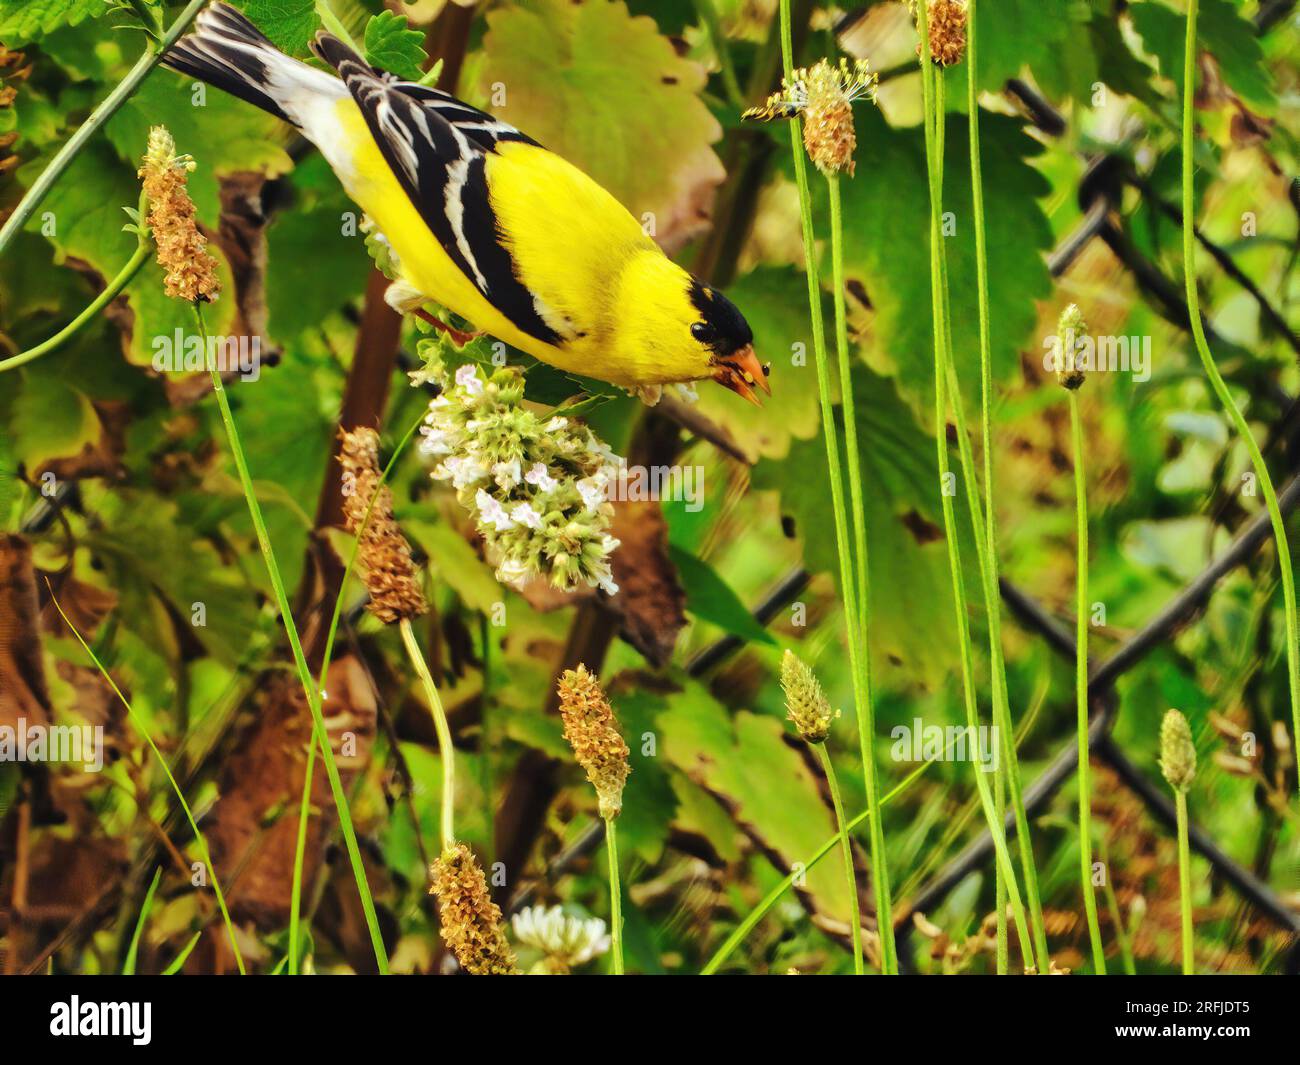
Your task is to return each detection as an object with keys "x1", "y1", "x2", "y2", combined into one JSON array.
[
  {"x1": 1129, "y1": 0, "x2": 1274, "y2": 112},
  {"x1": 974, "y1": 0, "x2": 1076, "y2": 95},
  {"x1": 832, "y1": 107, "x2": 1053, "y2": 415},
  {"x1": 658, "y1": 680, "x2": 853, "y2": 924},
  {"x1": 239, "y1": 0, "x2": 318, "y2": 55},
  {"x1": 612, "y1": 687, "x2": 679, "y2": 864},
  {"x1": 476, "y1": 0, "x2": 723, "y2": 242},
  {"x1": 668, "y1": 544, "x2": 776, "y2": 646},
  {"x1": 750, "y1": 366, "x2": 962, "y2": 672},
  {"x1": 10, "y1": 364, "x2": 100, "y2": 471},
  {"x1": 0, "y1": 0, "x2": 106, "y2": 42},
  {"x1": 363, "y1": 10, "x2": 427, "y2": 81}
]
